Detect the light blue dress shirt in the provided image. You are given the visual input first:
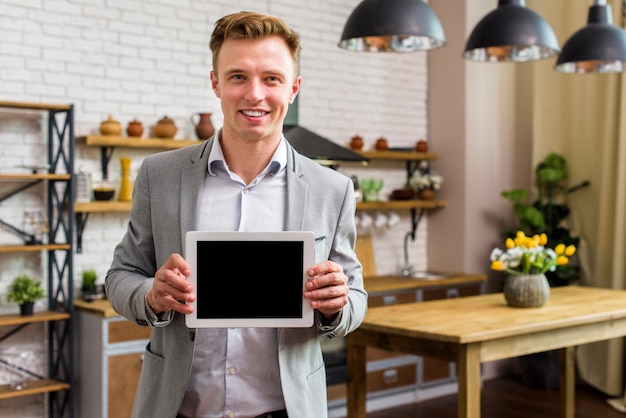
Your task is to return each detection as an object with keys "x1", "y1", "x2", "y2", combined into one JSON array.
[{"x1": 179, "y1": 134, "x2": 289, "y2": 418}]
